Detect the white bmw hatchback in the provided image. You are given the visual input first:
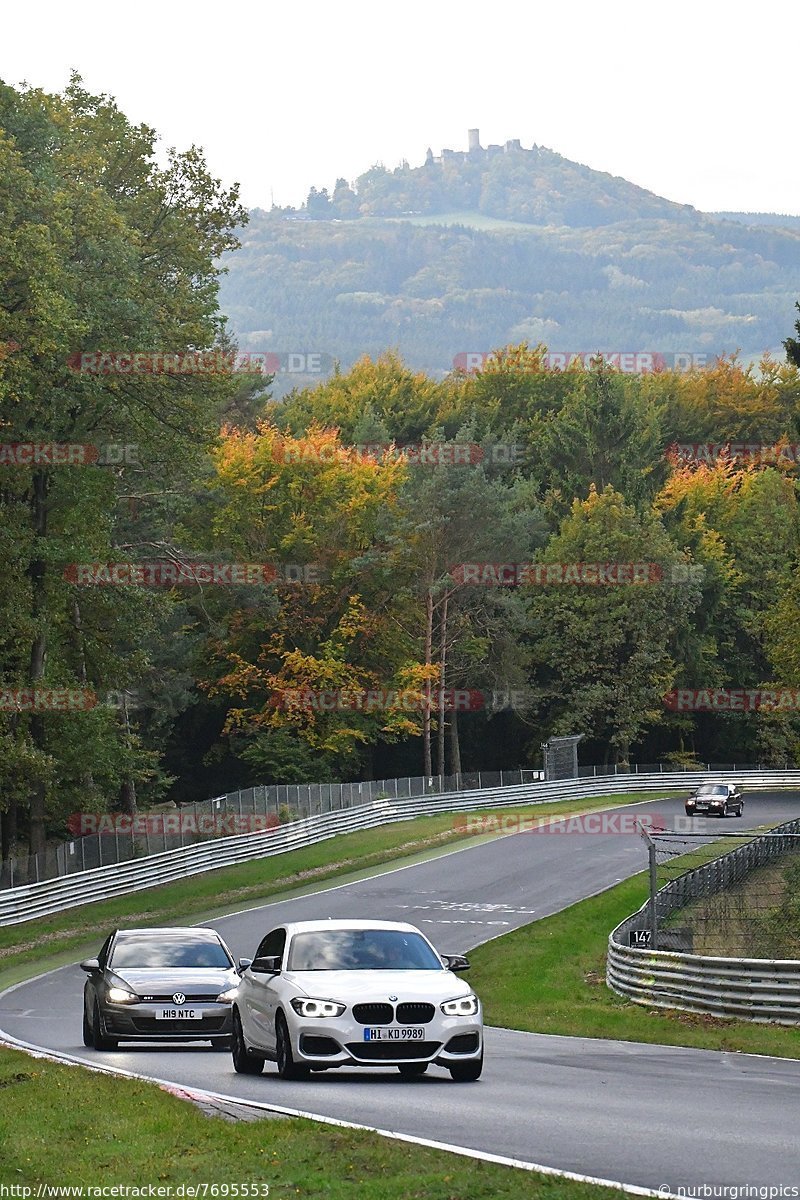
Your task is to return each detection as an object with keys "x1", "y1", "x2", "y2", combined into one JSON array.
[{"x1": 232, "y1": 919, "x2": 483, "y2": 1081}]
